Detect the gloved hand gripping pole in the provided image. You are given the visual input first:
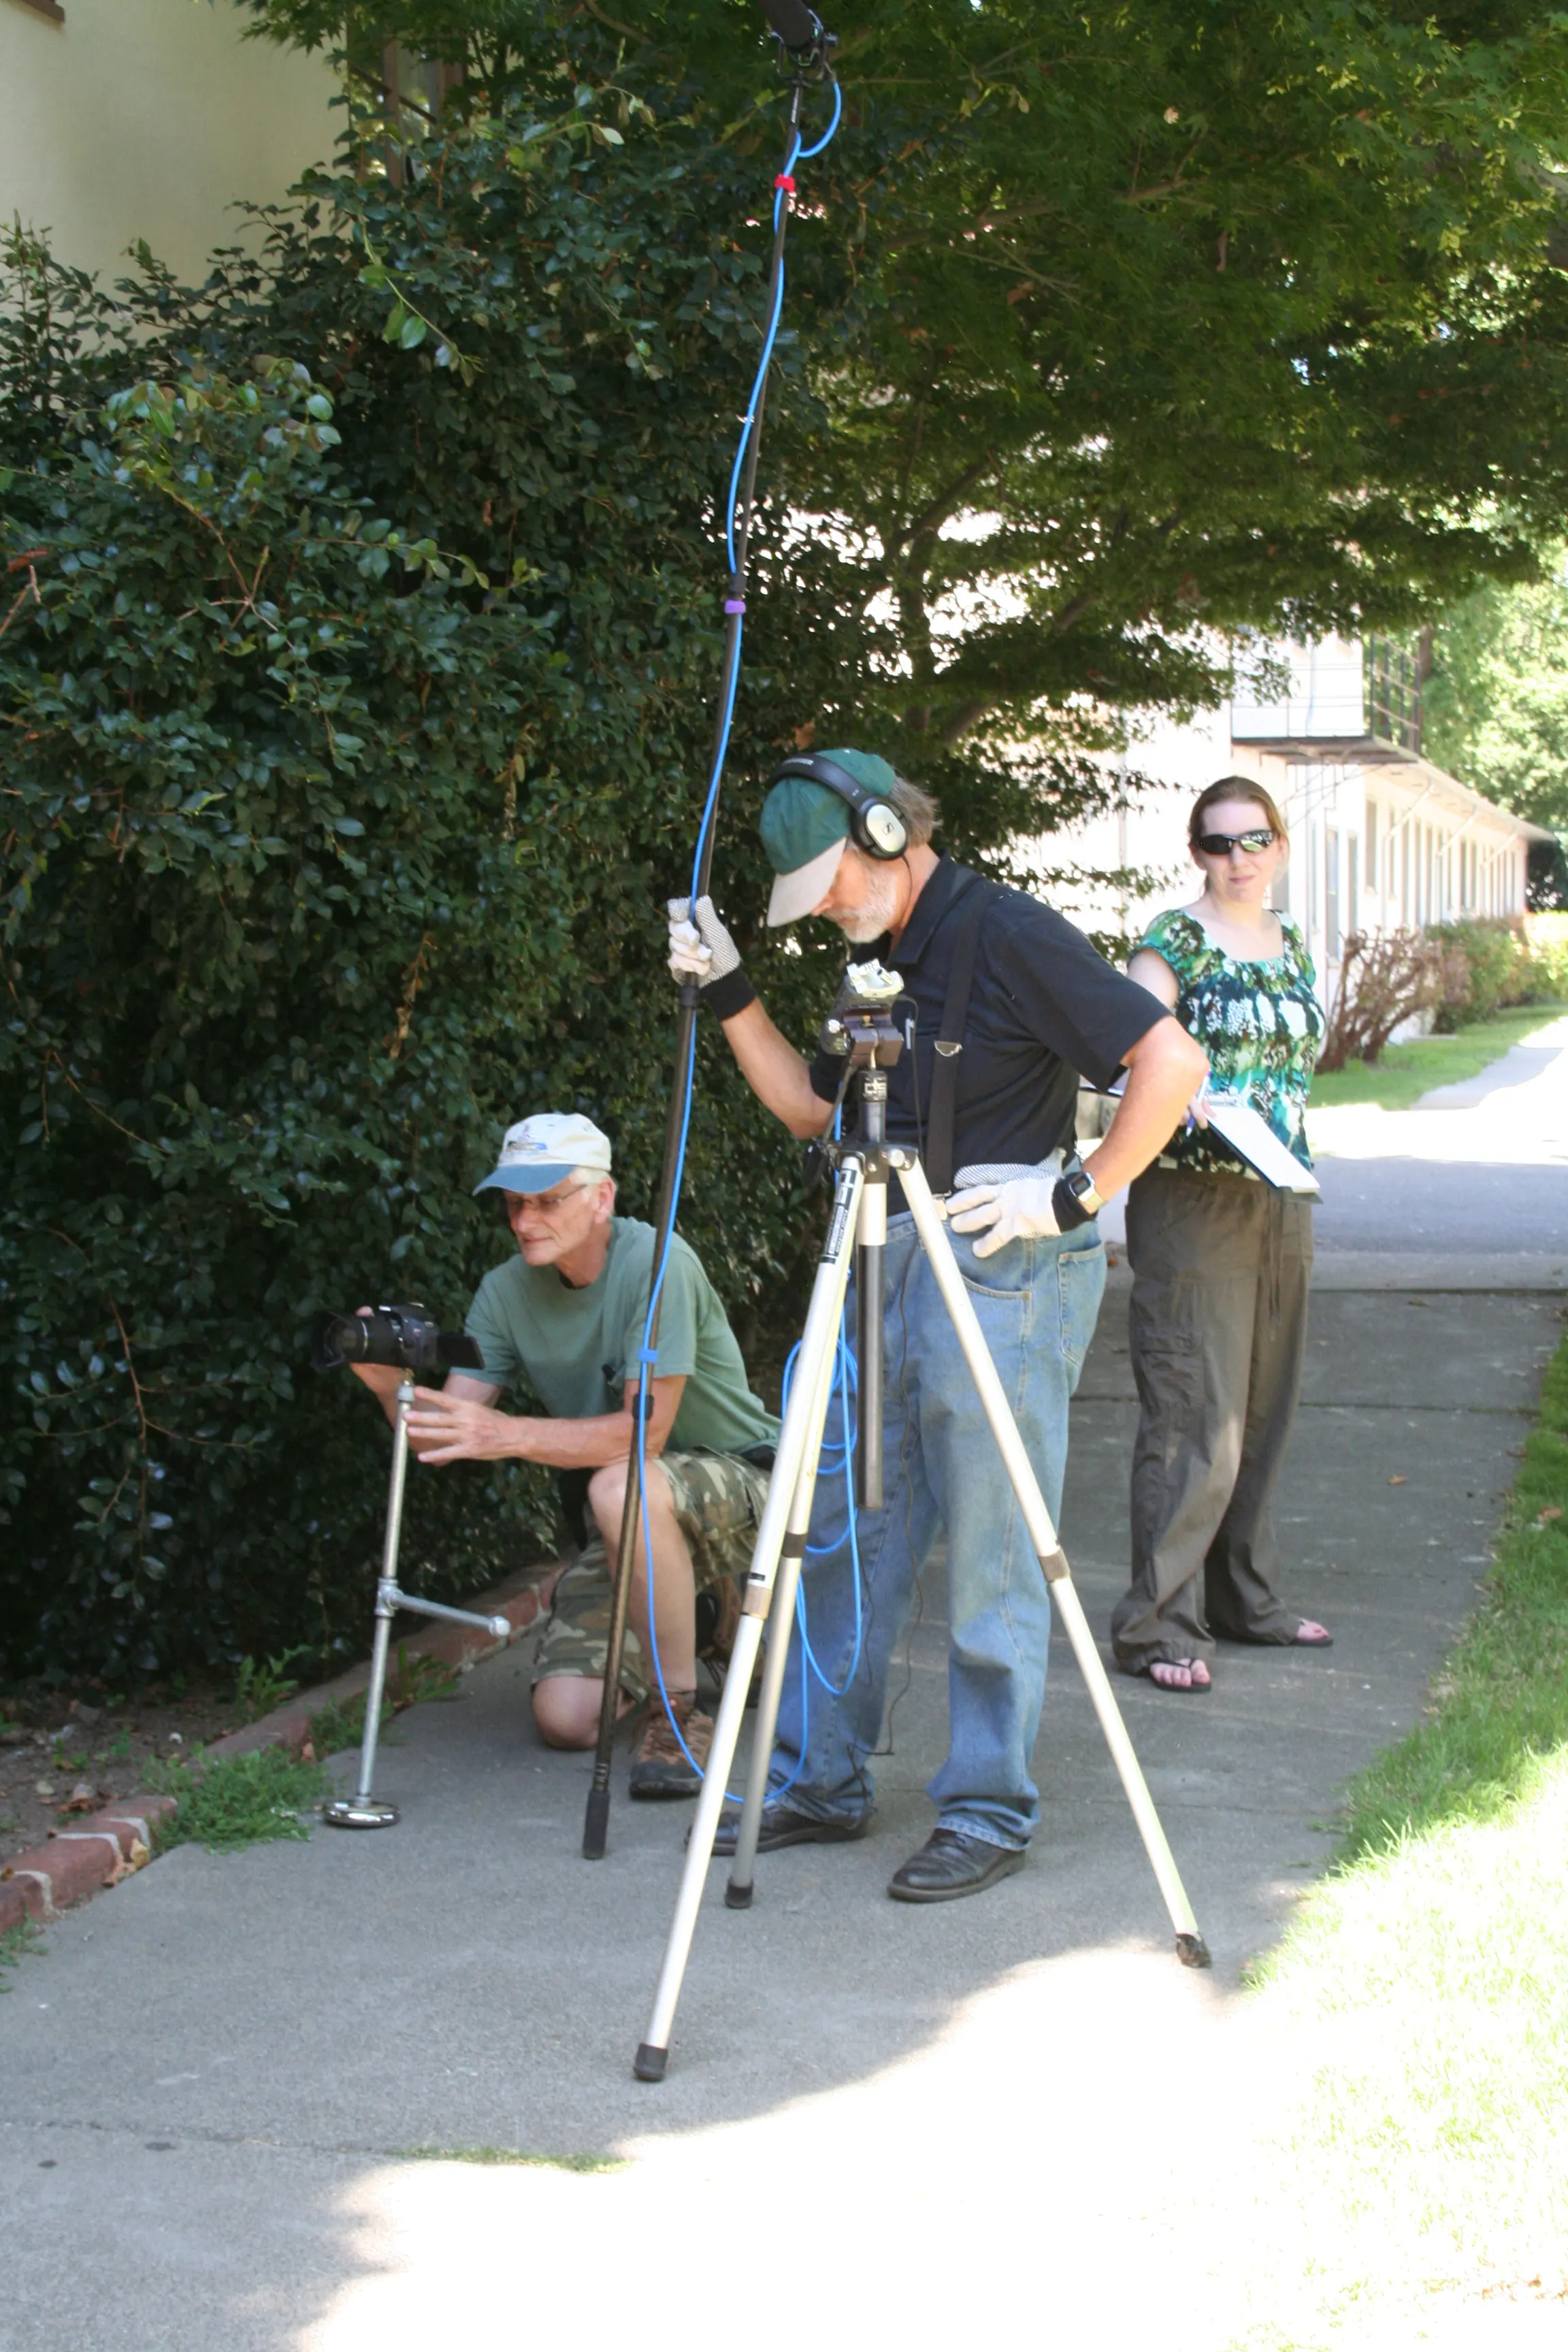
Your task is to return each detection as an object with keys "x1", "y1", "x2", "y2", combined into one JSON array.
[{"x1": 582, "y1": 18, "x2": 836, "y2": 1859}]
